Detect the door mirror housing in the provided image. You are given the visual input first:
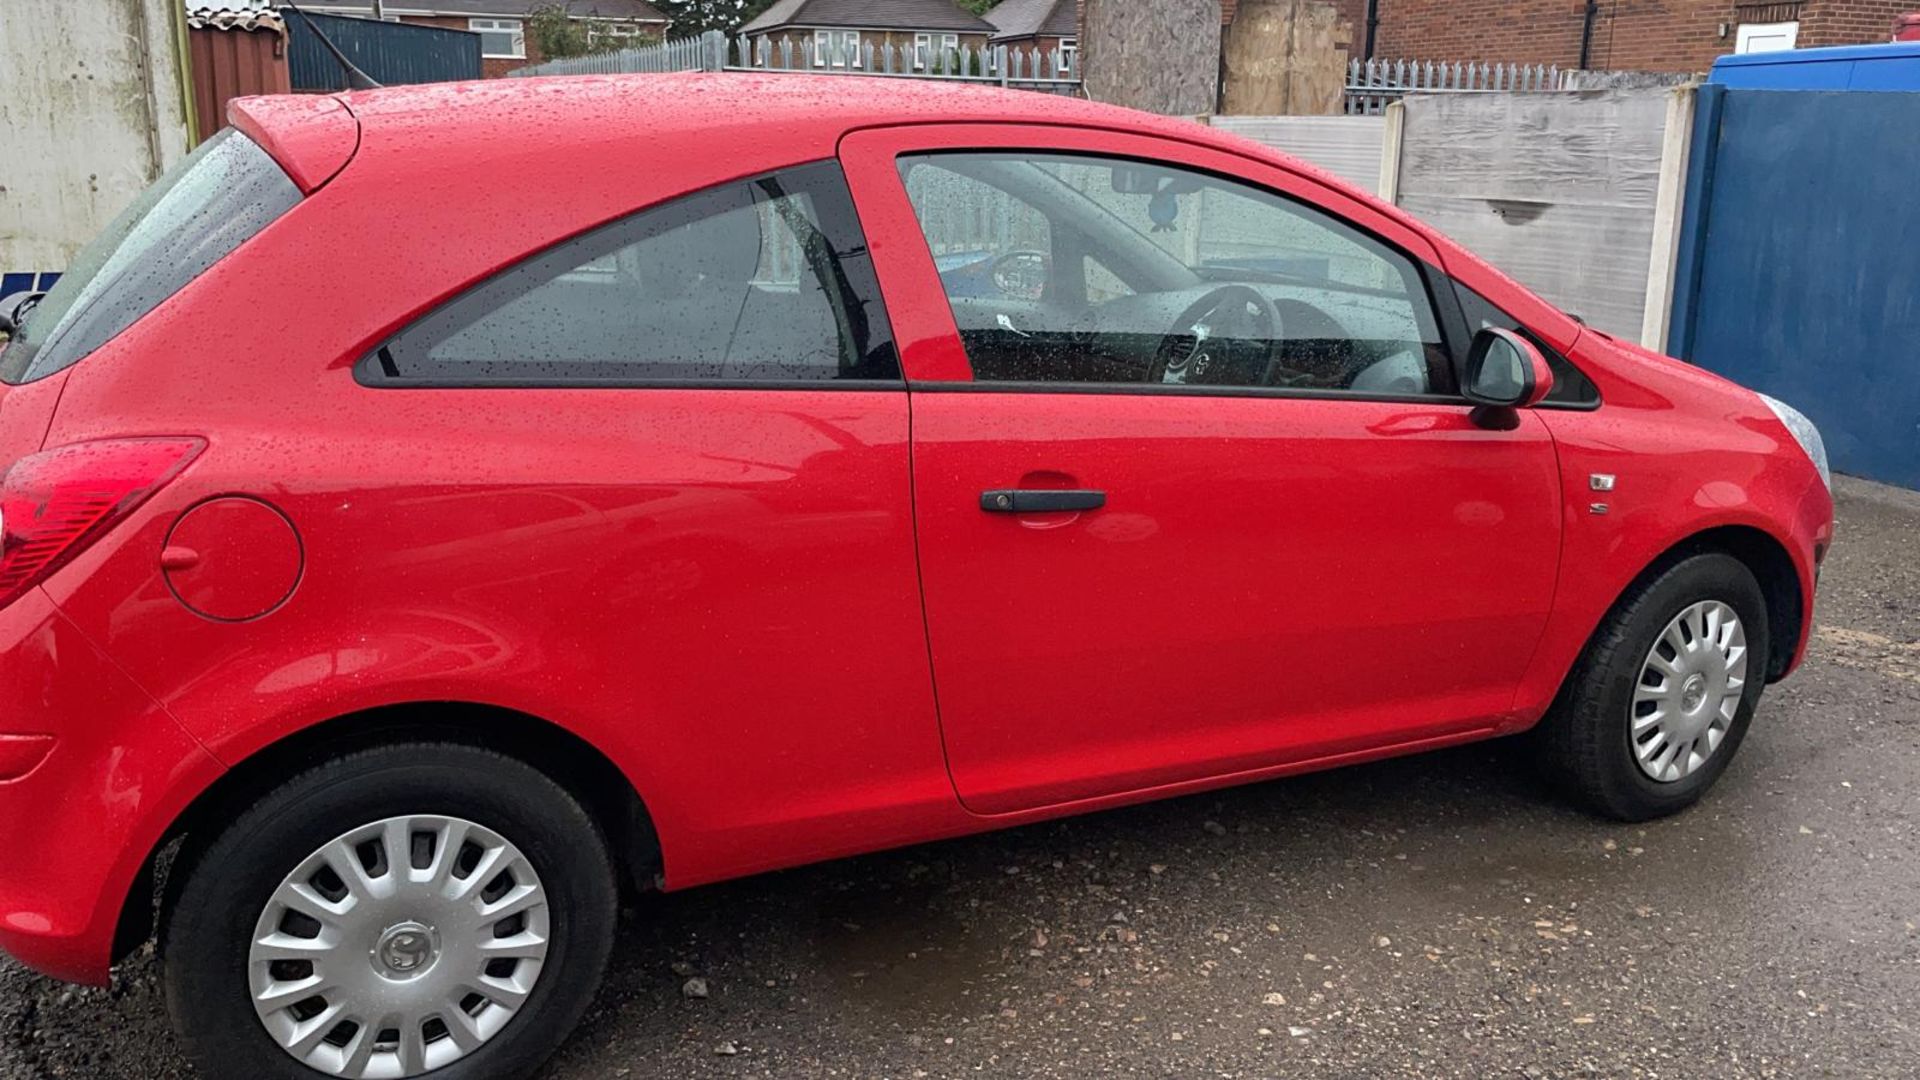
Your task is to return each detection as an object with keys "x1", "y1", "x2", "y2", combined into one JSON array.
[{"x1": 1462, "y1": 327, "x2": 1554, "y2": 409}]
